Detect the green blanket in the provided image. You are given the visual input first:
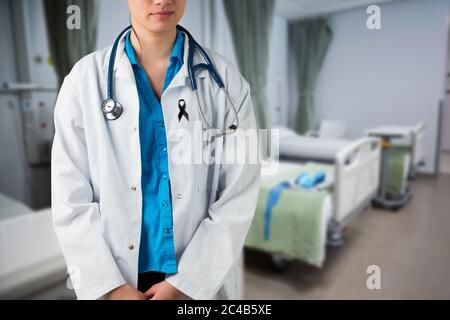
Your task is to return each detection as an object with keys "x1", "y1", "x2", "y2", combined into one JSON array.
[
  {"x1": 385, "y1": 146, "x2": 410, "y2": 196},
  {"x1": 245, "y1": 163, "x2": 334, "y2": 267}
]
